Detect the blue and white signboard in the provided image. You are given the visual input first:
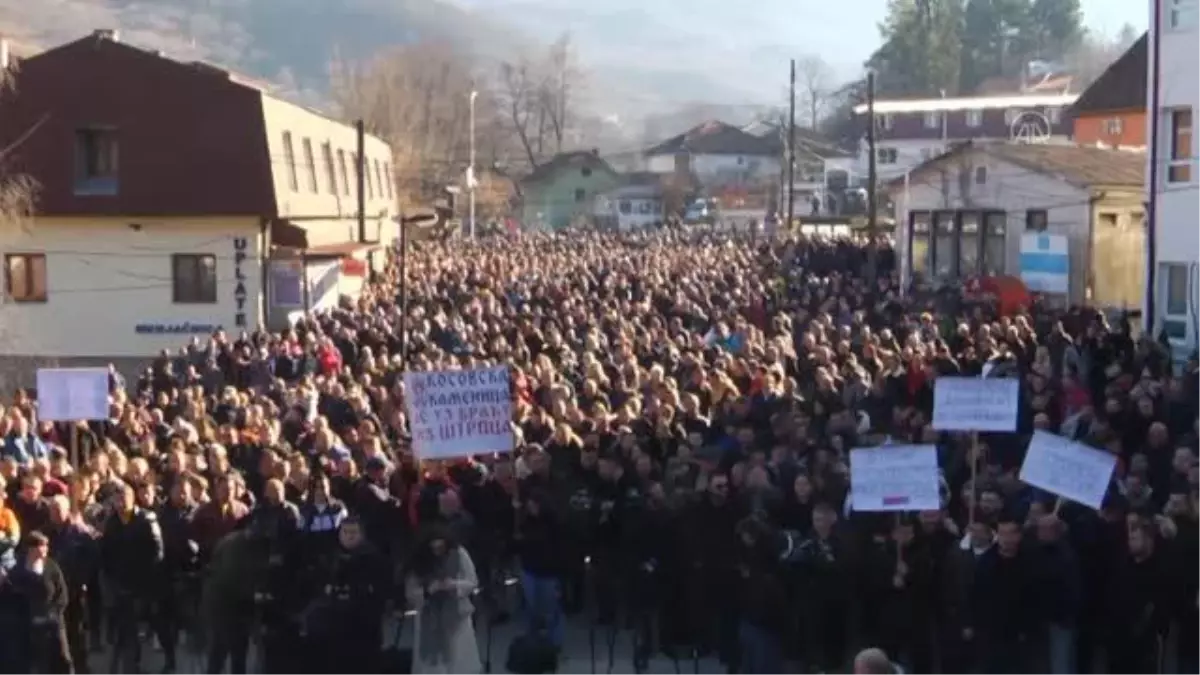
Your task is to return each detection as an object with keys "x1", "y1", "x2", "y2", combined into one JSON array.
[{"x1": 1019, "y1": 233, "x2": 1069, "y2": 294}]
